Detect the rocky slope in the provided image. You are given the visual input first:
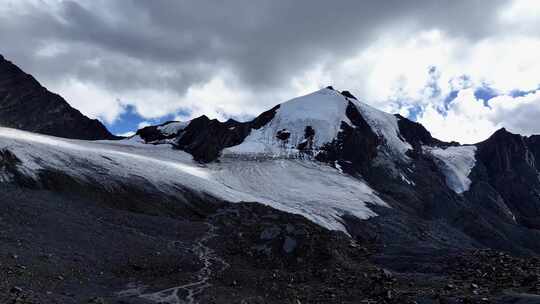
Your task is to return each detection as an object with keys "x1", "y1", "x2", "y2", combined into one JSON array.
[
  {"x1": 0, "y1": 54, "x2": 116, "y2": 140},
  {"x1": 3, "y1": 177, "x2": 540, "y2": 304}
]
